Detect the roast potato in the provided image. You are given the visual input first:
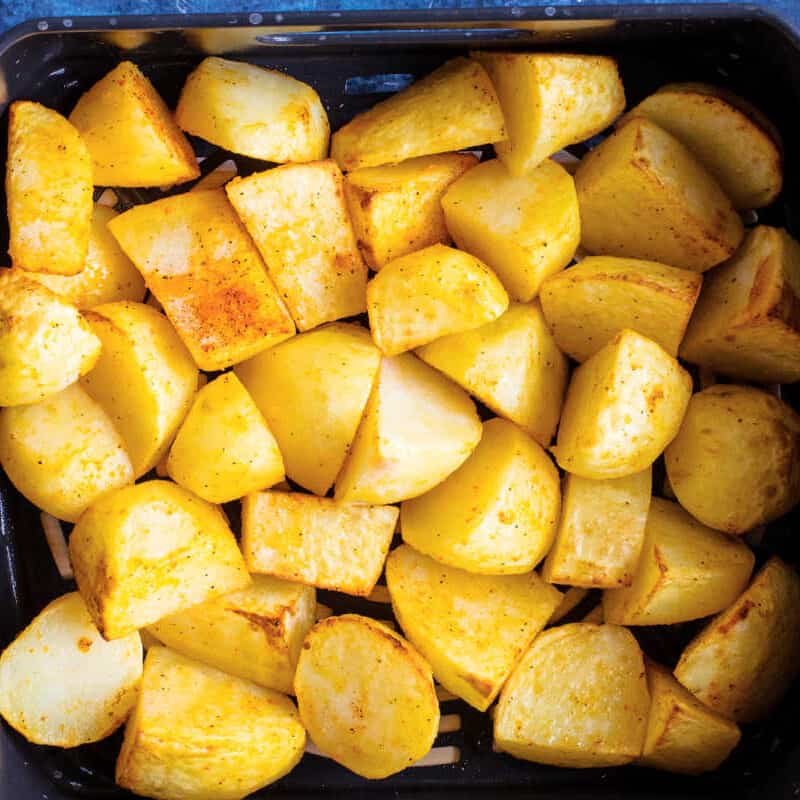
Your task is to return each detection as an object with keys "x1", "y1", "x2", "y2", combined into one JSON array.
[{"x1": 548, "y1": 587, "x2": 590, "y2": 625}]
